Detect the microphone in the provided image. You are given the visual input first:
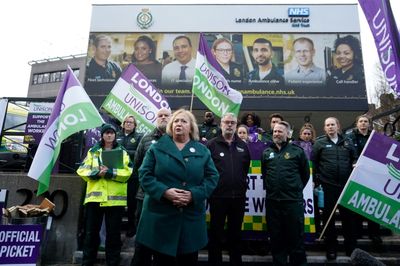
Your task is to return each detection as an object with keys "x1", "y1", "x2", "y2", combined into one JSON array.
[{"x1": 350, "y1": 248, "x2": 386, "y2": 266}]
